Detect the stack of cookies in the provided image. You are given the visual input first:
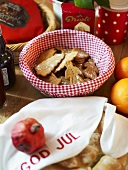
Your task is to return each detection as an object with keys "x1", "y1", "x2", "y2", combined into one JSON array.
[{"x1": 34, "y1": 47, "x2": 99, "y2": 85}]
